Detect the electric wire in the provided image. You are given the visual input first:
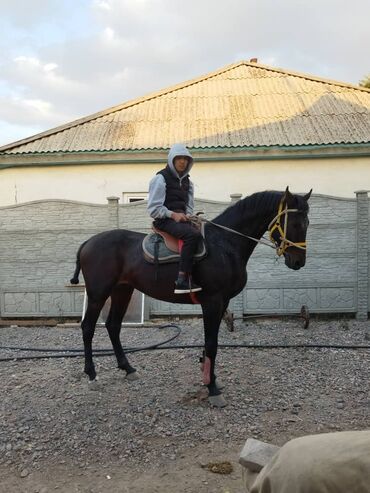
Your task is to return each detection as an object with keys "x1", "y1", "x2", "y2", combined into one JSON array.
[
  {"x1": 0, "y1": 323, "x2": 182, "y2": 362},
  {"x1": 0, "y1": 320, "x2": 369, "y2": 365}
]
